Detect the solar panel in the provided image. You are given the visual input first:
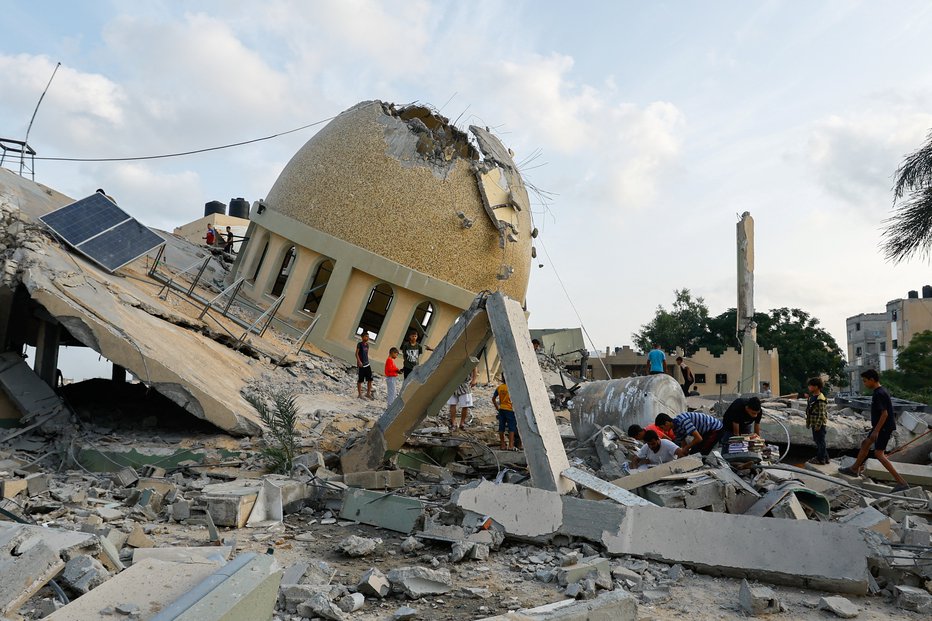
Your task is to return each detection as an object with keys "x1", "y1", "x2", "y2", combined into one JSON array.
[{"x1": 40, "y1": 193, "x2": 165, "y2": 273}]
